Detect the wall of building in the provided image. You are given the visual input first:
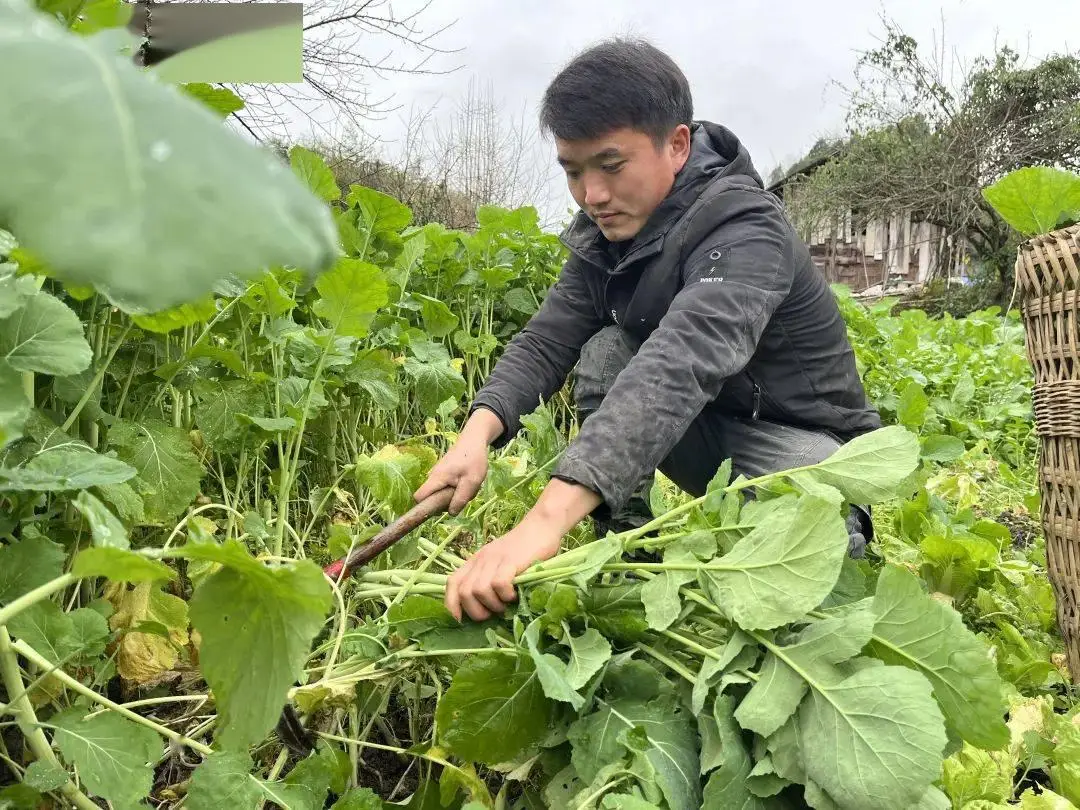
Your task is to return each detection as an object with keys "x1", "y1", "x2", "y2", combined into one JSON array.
[{"x1": 794, "y1": 209, "x2": 970, "y2": 293}]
